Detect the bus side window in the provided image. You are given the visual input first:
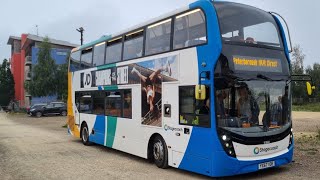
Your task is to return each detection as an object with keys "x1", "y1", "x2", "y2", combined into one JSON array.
[
  {"x1": 179, "y1": 86, "x2": 210, "y2": 127},
  {"x1": 123, "y1": 90, "x2": 132, "y2": 119},
  {"x1": 106, "y1": 37, "x2": 122, "y2": 64},
  {"x1": 70, "y1": 51, "x2": 81, "y2": 72},
  {"x1": 105, "y1": 91, "x2": 122, "y2": 117},
  {"x1": 93, "y1": 42, "x2": 106, "y2": 67},
  {"x1": 173, "y1": 9, "x2": 207, "y2": 49},
  {"x1": 79, "y1": 92, "x2": 93, "y2": 114},
  {"x1": 80, "y1": 48, "x2": 93, "y2": 69},
  {"x1": 92, "y1": 91, "x2": 105, "y2": 115},
  {"x1": 145, "y1": 19, "x2": 172, "y2": 56},
  {"x1": 123, "y1": 30, "x2": 144, "y2": 61}
]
